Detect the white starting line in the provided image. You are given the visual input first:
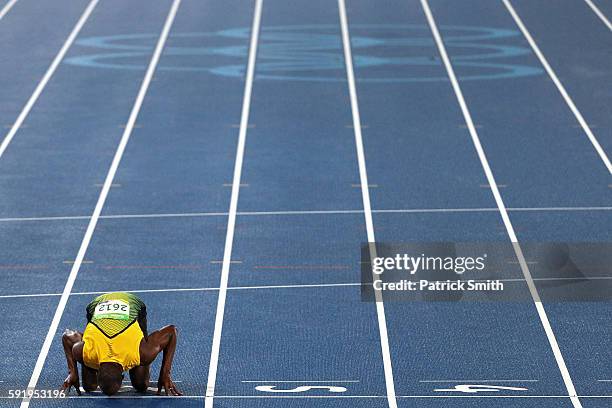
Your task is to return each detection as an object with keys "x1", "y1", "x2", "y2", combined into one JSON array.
[
  {"x1": 0, "y1": 206, "x2": 610, "y2": 223},
  {"x1": 2, "y1": 394, "x2": 610, "y2": 400},
  {"x1": 3, "y1": 274, "x2": 612, "y2": 300}
]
